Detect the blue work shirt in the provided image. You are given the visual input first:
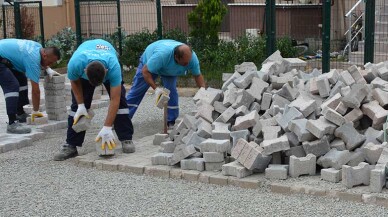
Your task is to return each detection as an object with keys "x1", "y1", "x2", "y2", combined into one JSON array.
[
  {"x1": 142, "y1": 39, "x2": 201, "y2": 77},
  {"x1": 67, "y1": 39, "x2": 122, "y2": 87},
  {"x1": 0, "y1": 39, "x2": 42, "y2": 83}
]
